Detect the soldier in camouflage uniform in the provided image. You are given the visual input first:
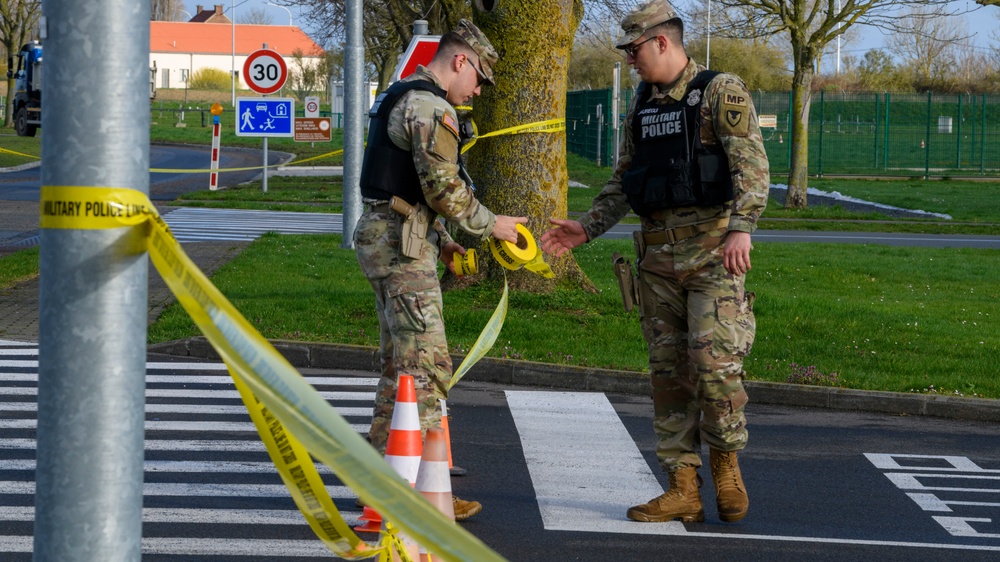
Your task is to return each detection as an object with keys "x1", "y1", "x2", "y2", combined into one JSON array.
[
  {"x1": 353, "y1": 19, "x2": 527, "y2": 521},
  {"x1": 540, "y1": 0, "x2": 768, "y2": 524}
]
